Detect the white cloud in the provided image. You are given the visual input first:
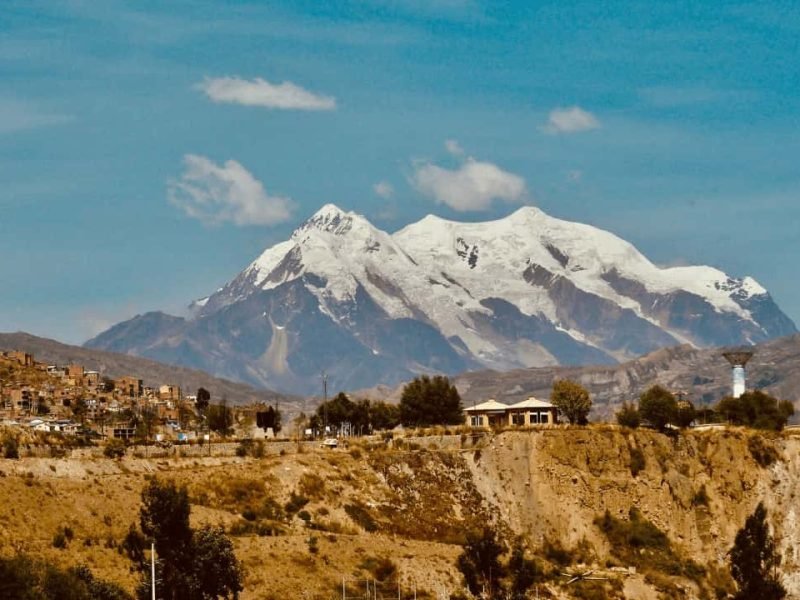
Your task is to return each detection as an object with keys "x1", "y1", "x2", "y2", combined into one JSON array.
[
  {"x1": 373, "y1": 181, "x2": 394, "y2": 199},
  {"x1": 544, "y1": 106, "x2": 600, "y2": 134},
  {"x1": 197, "y1": 76, "x2": 336, "y2": 111},
  {"x1": 412, "y1": 157, "x2": 526, "y2": 212},
  {"x1": 168, "y1": 155, "x2": 292, "y2": 226},
  {"x1": 444, "y1": 139, "x2": 465, "y2": 156}
]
